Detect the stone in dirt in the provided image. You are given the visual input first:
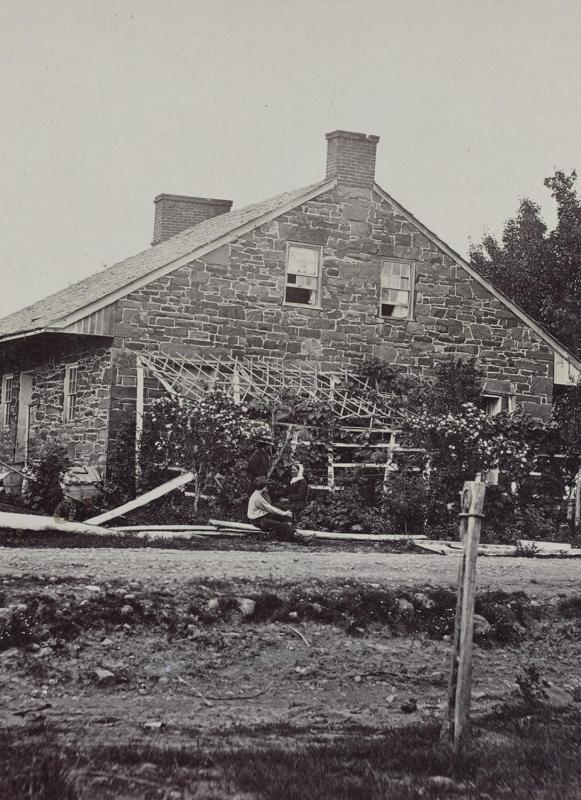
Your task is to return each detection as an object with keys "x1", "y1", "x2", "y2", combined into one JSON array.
[
  {"x1": 396, "y1": 598, "x2": 415, "y2": 619},
  {"x1": 412, "y1": 592, "x2": 435, "y2": 610},
  {"x1": 93, "y1": 668, "x2": 116, "y2": 685},
  {"x1": 120, "y1": 605, "x2": 134, "y2": 617},
  {"x1": 237, "y1": 598, "x2": 256, "y2": 618},
  {"x1": 400, "y1": 698, "x2": 417, "y2": 713},
  {"x1": 207, "y1": 598, "x2": 220, "y2": 612},
  {"x1": 143, "y1": 721, "x2": 166, "y2": 731},
  {"x1": 473, "y1": 614, "x2": 492, "y2": 638}
]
